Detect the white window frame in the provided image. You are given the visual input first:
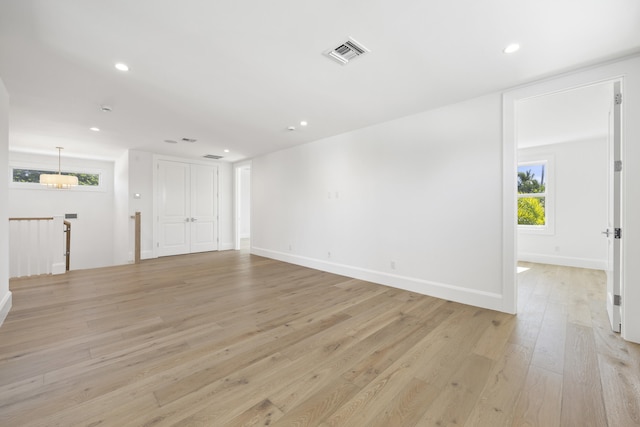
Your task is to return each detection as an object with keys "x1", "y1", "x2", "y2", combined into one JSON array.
[
  {"x1": 9, "y1": 161, "x2": 106, "y2": 193},
  {"x1": 517, "y1": 155, "x2": 555, "y2": 235}
]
